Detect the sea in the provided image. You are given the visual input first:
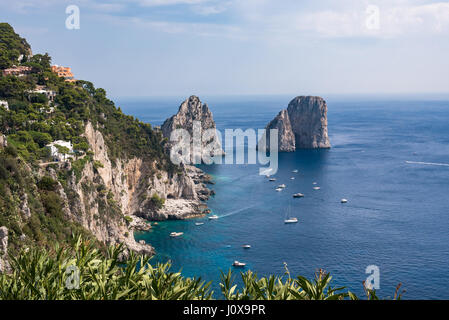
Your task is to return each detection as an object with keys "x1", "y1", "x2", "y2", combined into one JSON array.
[{"x1": 116, "y1": 94, "x2": 449, "y2": 300}]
